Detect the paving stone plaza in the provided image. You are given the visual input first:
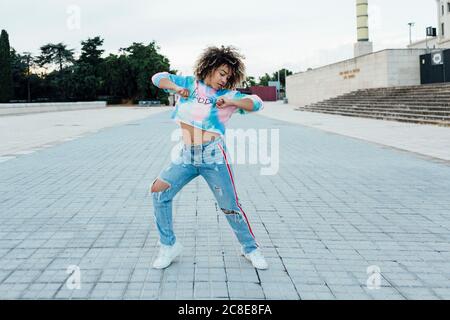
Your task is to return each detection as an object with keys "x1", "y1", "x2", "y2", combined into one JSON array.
[{"x1": 0, "y1": 105, "x2": 449, "y2": 299}]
